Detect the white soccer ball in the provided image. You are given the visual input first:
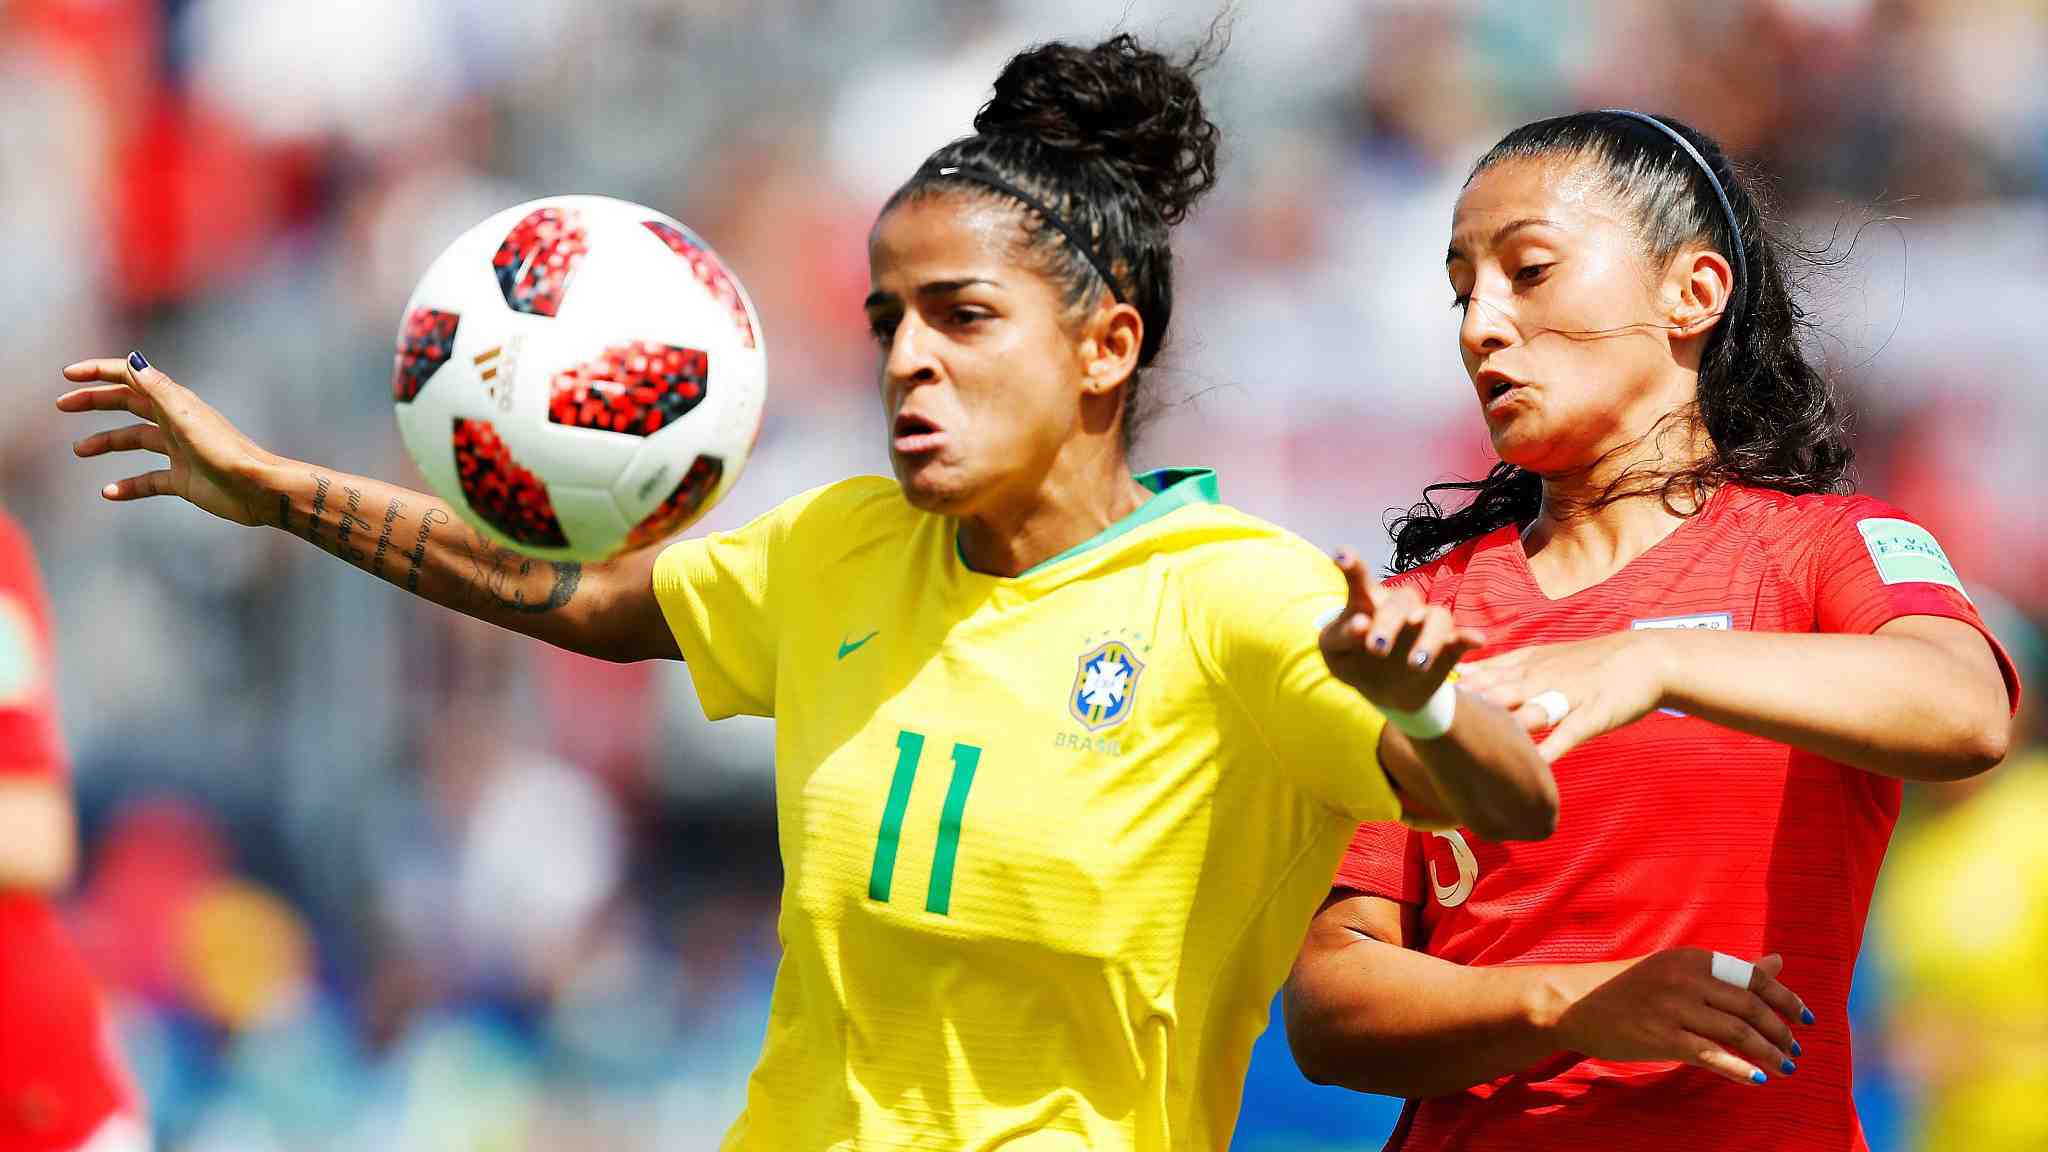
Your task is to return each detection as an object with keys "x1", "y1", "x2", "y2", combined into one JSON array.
[{"x1": 391, "y1": 195, "x2": 765, "y2": 561}]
